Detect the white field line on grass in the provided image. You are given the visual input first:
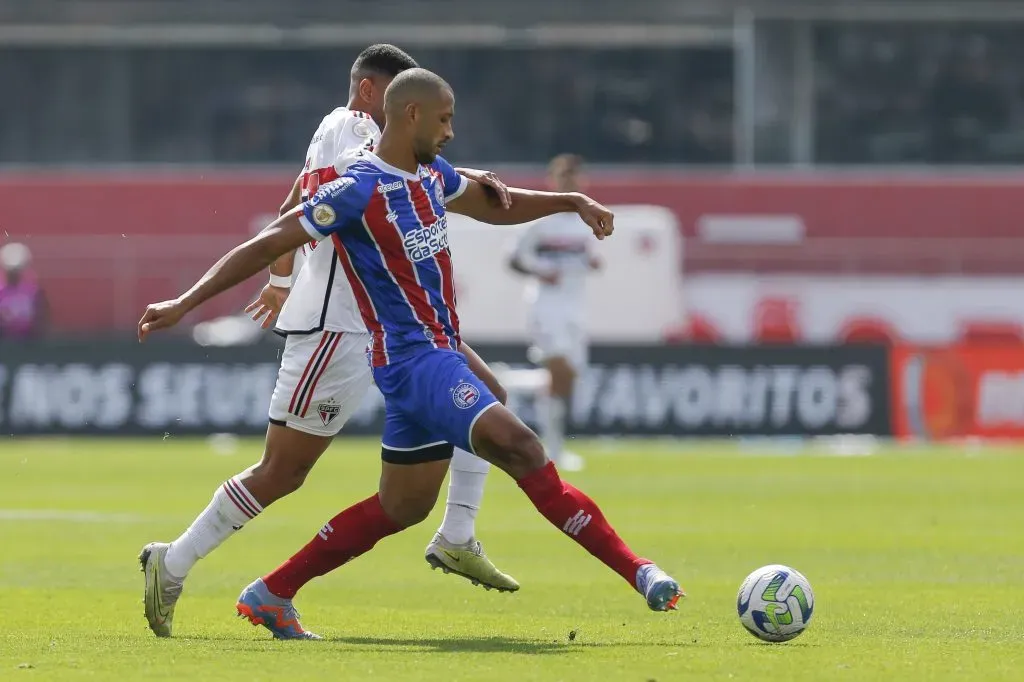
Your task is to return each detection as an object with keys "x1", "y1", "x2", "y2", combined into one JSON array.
[{"x1": 0, "y1": 509, "x2": 145, "y2": 523}]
